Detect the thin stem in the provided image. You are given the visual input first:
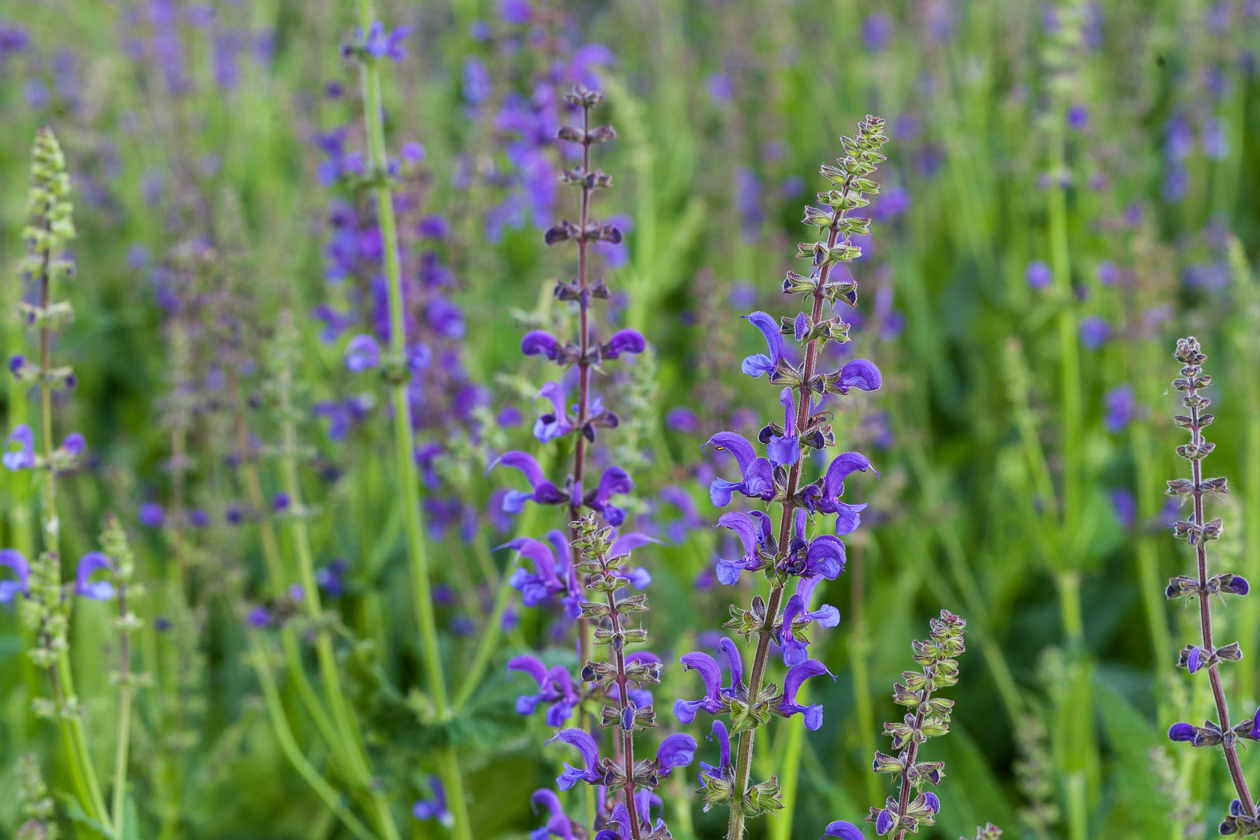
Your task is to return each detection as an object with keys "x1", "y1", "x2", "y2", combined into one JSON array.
[
  {"x1": 605, "y1": 586, "x2": 642, "y2": 840},
  {"x1": 111, "y1": 582, "x2": 134, "y2": 836},
  {"x1": 890, "y1": 704, "x2": 930, "y2": 840},
  {"x1": 571, "y1": 101, "x2": 595, "y2": 670},
  {"x1": 1186, "y1": 378, "x2": 1255, "y2": 816},
  {"x1": 727, "y1": 181, "x2": 847, "y2": 840}
]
